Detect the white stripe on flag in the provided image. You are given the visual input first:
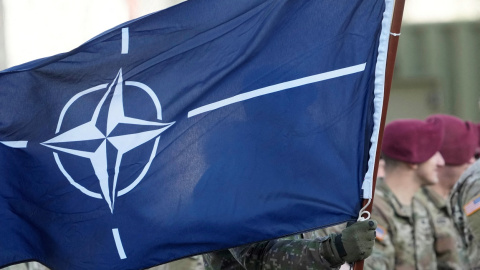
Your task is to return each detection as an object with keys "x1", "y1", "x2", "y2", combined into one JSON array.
[
  {"x1": 112, "y1": 228, "x2": 127, "y2": 259},
  {"x1": 122, "y1": 28, "x2": 129, "y2": 54},
  {"x1": 1, "y1": 141, "x2": 28, "y2": 148},
  {"x1": 187, "y1": 63, "x2": 366, "y2": 118}
]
